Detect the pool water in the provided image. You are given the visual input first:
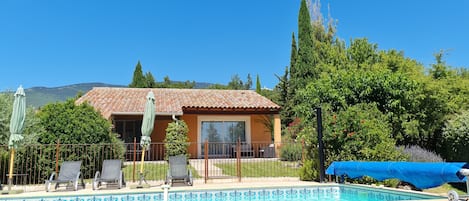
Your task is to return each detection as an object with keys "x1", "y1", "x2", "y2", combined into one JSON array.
[{"x1": 1, "y1": 185, "x2": 443, "y2": 201}]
